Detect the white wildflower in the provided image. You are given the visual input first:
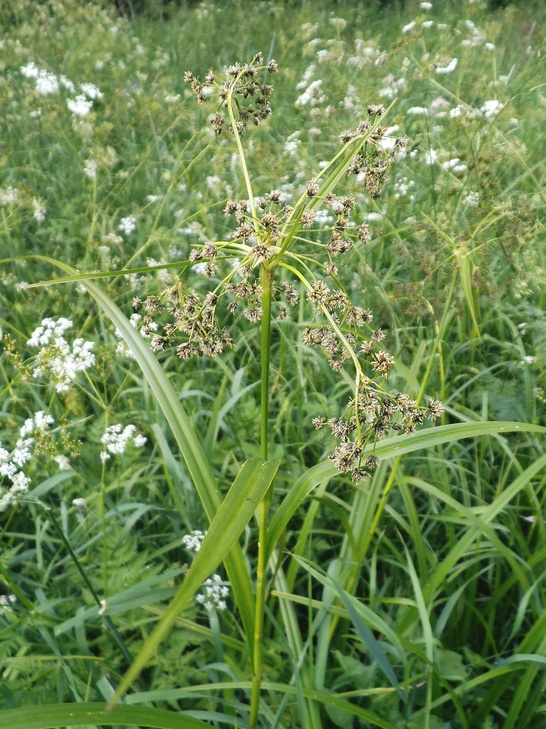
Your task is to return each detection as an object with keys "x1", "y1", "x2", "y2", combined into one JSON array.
[
  {"x1": 32, "y1": 198, "x2": 46, "y2": 222},
  {"x1": 407, "y1": 106, "x2": 429, "y2": 116},
  {"x1": 67, "y1": 95, "x2": 93, "y2": 117},
  {"x1": 0, "y1": 594, "x2": 17, "y2": 613},
  {"x1": 402, "y1": 21, "x2": 416, "y2": 33},
  {"x1": 19, "y1": 411, "x2": 54, "y2": 438},
  {"x1": 284, "y1": 138, "x2": 301, "y2": 156},
  {"x1": 424, "y1": 148, "x2": 438, "y2": 165},
  {"x1": 0, "y1": 186, "x2": 20, "y2": 205},
  {"x1": 429, "y1": 96, "x2": 450, "y2": 116},
  {"x1": 20, "y1": 62, "x2": 39, "y2": 78},
  {"x1": 365, "y1": 212, "x2": 384, "y2": 222},
  {"x1": 379, "y1": 74, "x2": 407, "y2": 99},
  {"x1": 83, "y1": 160, "x2": 98, "y2": 179},
  {"x1": 436, "y1": 58, "x2": 458, "y2": 74},
  {"x1": 182, "y1": 530, "x2": 206, "y2": 553},
  {"x1": 28, "y1": 317, "x2": 73, "y2": 347},
  {"x1": 481, "y1": 99, "x2": 503, "y2": 119},
  {"x1": 442, "y1": 158, "x2": 467, "y2": 173},
  {"x1": 295, "y1": 79, "x2": 325, "y2": 107},
  {"x1": 35, "y1": 70, "x2": 60, "y2": 95},
  {"x1": 0, "y1": 411, "x2": 58, "y2": 511},
  {"x1": 119, "y1": 216, "x2": 137, "y2": 235},
  {"x1": 206, "y1": 175, "x2": 222, "y2": 194},
  {"x1": 377, "y1": 125, "x2": 400, "y2": 152},
  {"x1": 195, "y1": 574, "x2": 230, "y2": 611},
  {"x1": 59, "y1": 75, "x2": 76, "y2": 93},
  {"x1": 28, "y1": 318, "x2": 95, "y2": 391},
  {"x1": 100, "y1": 423, "x2": 146, "y2": 461},
  {"x1": 329, "y1": 17, "x2": 347, "y2": 30},
  {"x1": 102, "y1": 232, "x2": 123, "y2": 245},
  {"x1": 315, "y1": 209, "x2": 334, "y2": 226},
  {"x1": 55, "y1": 455, "x2": 72, "y2": 470},
  {"x1": 463, "y1": 191, "x2": 480, "y2": 207},
  {"x1": 80, "y1": 82, "x2": 103, "y2": 99}
]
